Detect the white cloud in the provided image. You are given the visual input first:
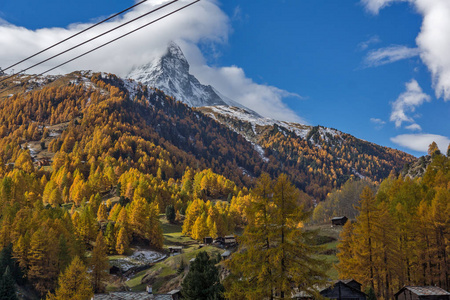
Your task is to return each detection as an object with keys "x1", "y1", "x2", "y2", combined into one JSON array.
[
  {"x1": 0, "y1": 1, "x2": 229, "y2": 75},
  {"x1": 405, "y1": 123, "x2": 422, "y2": 131},
  {"x1": 370, "y1": 118, "x2": 386, "y2": 124},
  {"x1": 415, "y1": 0, "x2": 450, "y2": 101},
  {"x1": 370, "y1": 117, "x2": 386, "y2": 130},
  {"x1": 0, "y1": 0, "x2": 302, "y2": 122},
  {"x1": 362, "y1": 0, "x2": 450, "y2": 101},
  {"x1": 391, "y1": 133, "x2": 450, "y2": 153},
  {"x1": 358, "y1": 35, "x2": 381, "y2": 51},
  {"x1": 390, "y1": 79, "x2": 430, "y2": 128},
  {"x1": 361, "y1": 0, "x2": 409, "y2": 14},
  {"x1": 364, "y1": 45, "x2": 420, "y2": 67},
  {"x1": 191, "y1": 63, "x2": 305, "y2": 123}
]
